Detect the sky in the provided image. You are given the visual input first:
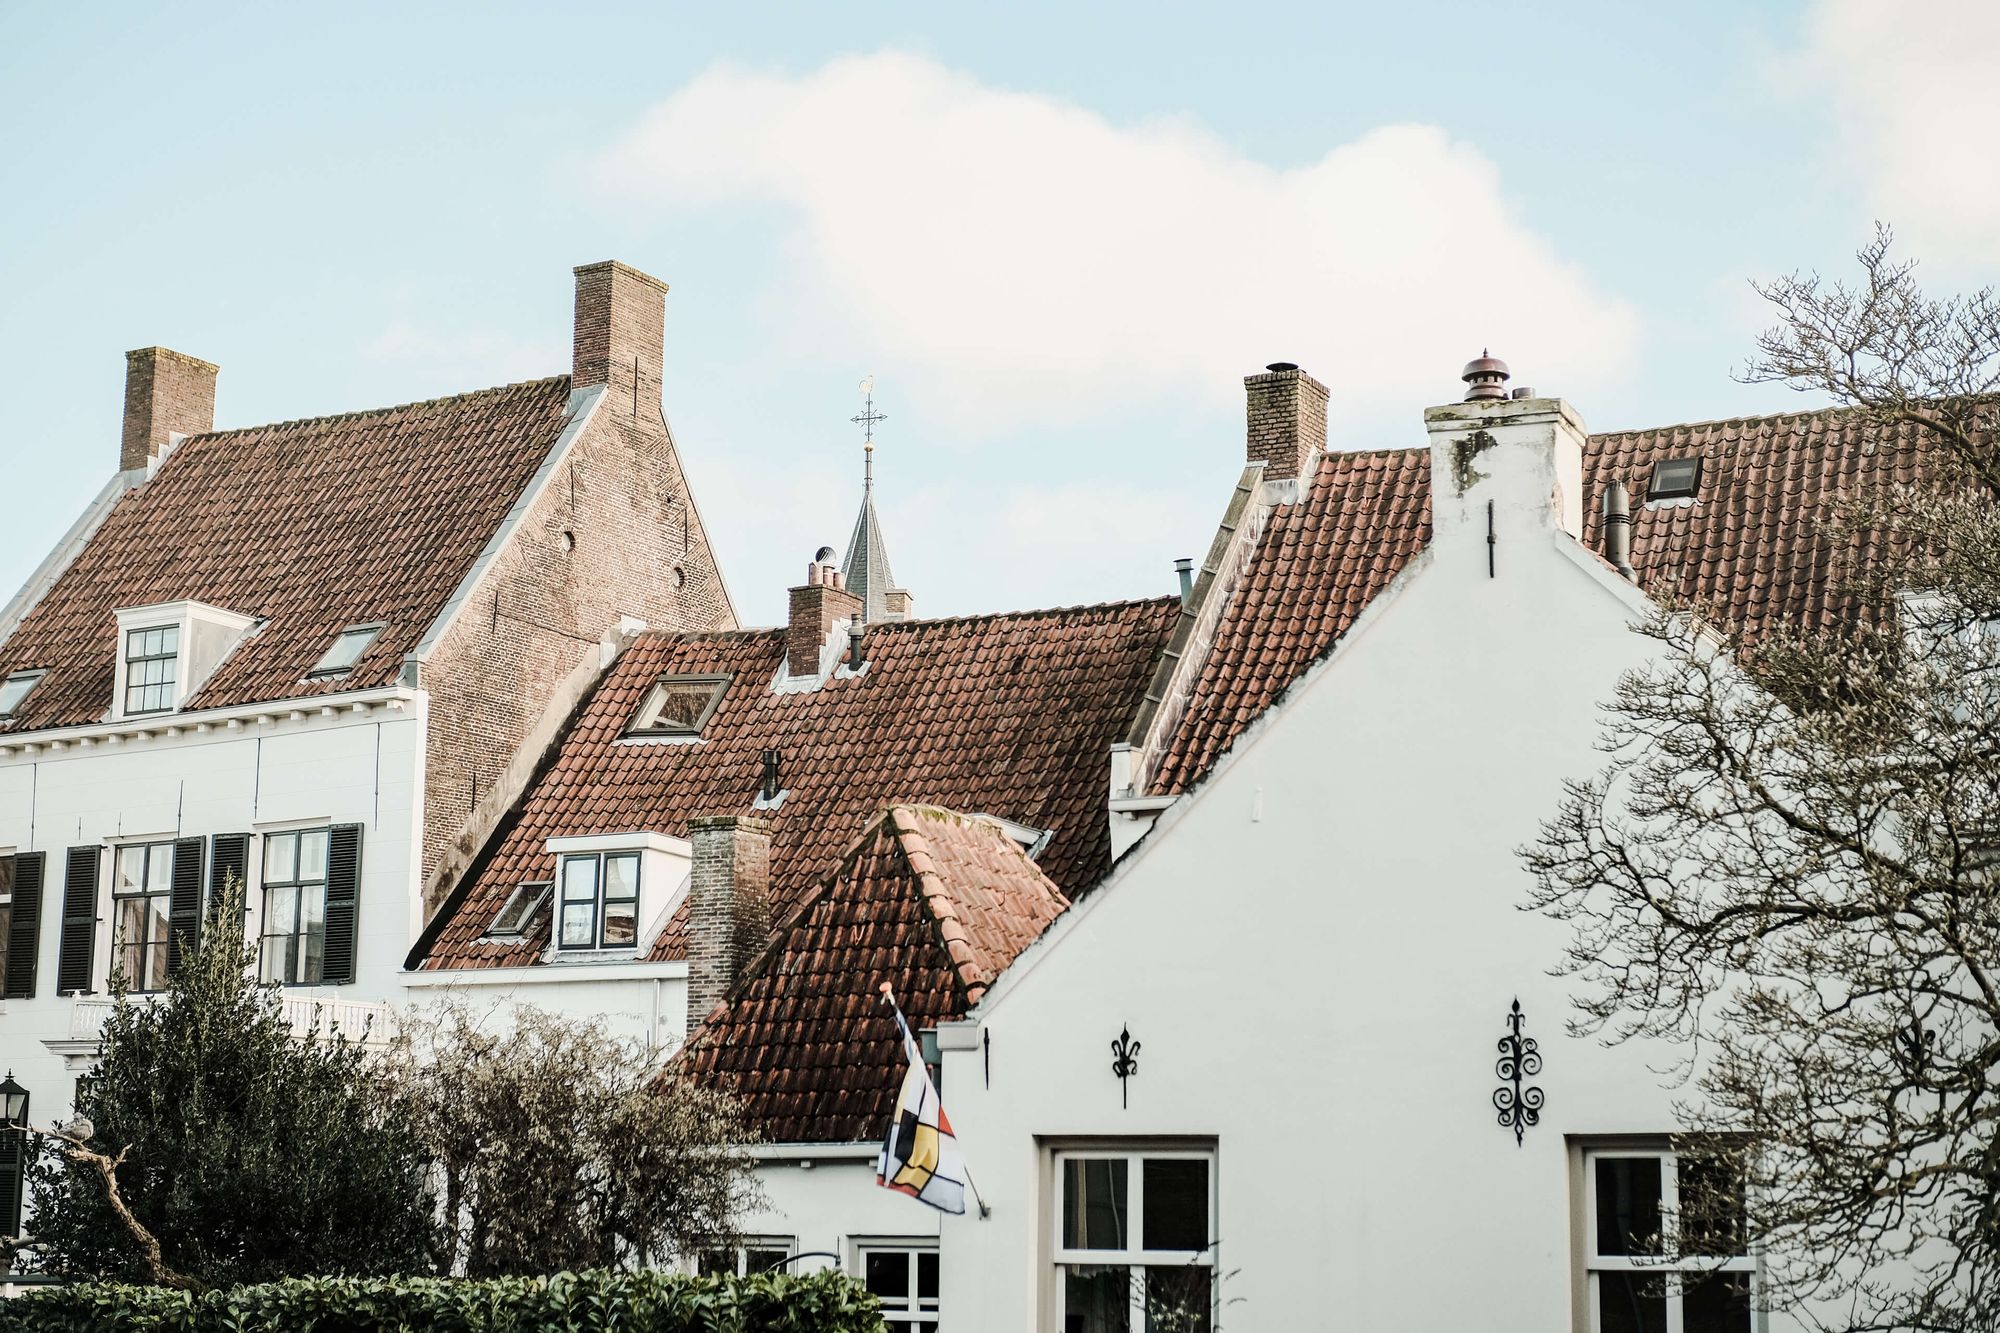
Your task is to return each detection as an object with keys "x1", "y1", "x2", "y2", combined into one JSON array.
[{"x1": 4, "y1": 1, "x2": 1999, "y2": 627}]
